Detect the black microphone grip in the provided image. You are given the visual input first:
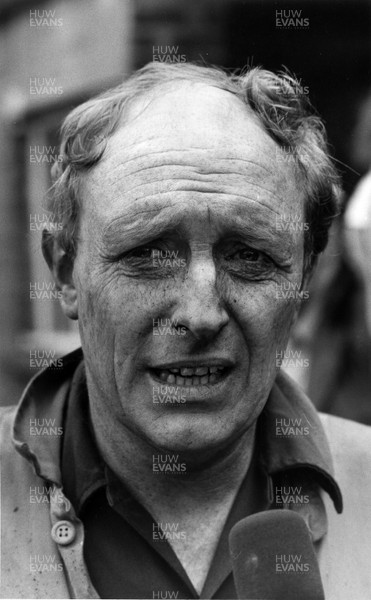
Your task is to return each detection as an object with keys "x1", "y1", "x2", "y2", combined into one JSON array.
[{"x1": 229, "y1": 509, "x2": 325, "y2": 600}]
